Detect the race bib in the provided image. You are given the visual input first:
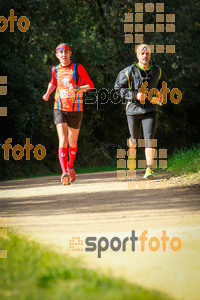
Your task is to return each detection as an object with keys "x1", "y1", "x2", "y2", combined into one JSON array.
[{"x1": 60, "y1": 89, "x2": 69, "y2": 99}]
